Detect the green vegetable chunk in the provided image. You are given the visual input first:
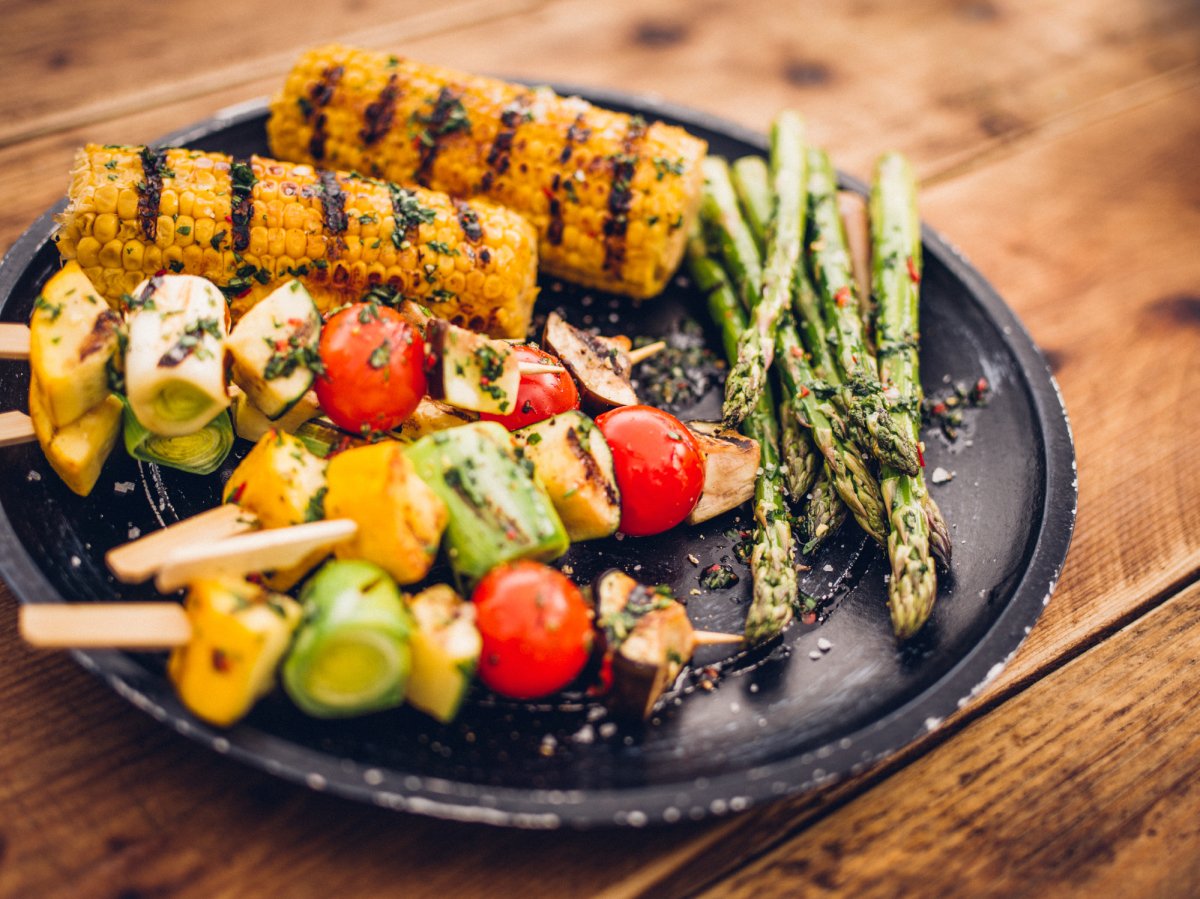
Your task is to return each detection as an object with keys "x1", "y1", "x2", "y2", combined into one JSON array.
[
  {"x1": 282, "y1": 560, "x2": 414, "y2": 718},
  {"x1": 405, "y1": 421, "x2": 569, "y2": 583},
  {"x1": 122, "y1": 402, "x2": 233, "y2": 475}
]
